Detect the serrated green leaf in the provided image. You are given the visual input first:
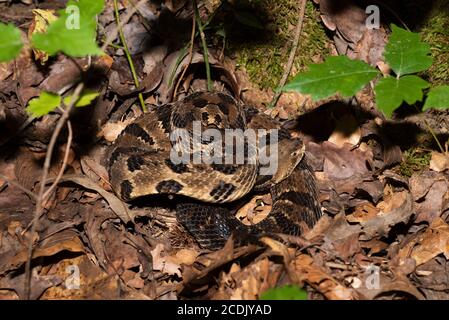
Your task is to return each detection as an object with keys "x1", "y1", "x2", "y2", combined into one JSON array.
[
  {"x1": 260, "y1": 285, "x2": 307, "y2": 300},
  {"x1": 282, "y1": 56, "x2": 378, "y2": 100},
  {"x1": 424, "y1": 85, "x2": 449, "y2": 110},
  {"x1": 26, "y1": 92, "x2": 61, "y2": 117},
  {"x1": 375, "y1": 75, "x2": 429, "y2": 118},
  {"x1": 384, "y1": 25, "x2": 433, "y2": 76},
  {"x1": 63, "y1": 90, "x2": 99, "y2": 107},
  {"x1": 0, "y1": 23, "x2": 23, "y2": 62},
  {"x1": 32, "y1": 0, "x2": 104, "y2": 57}
]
